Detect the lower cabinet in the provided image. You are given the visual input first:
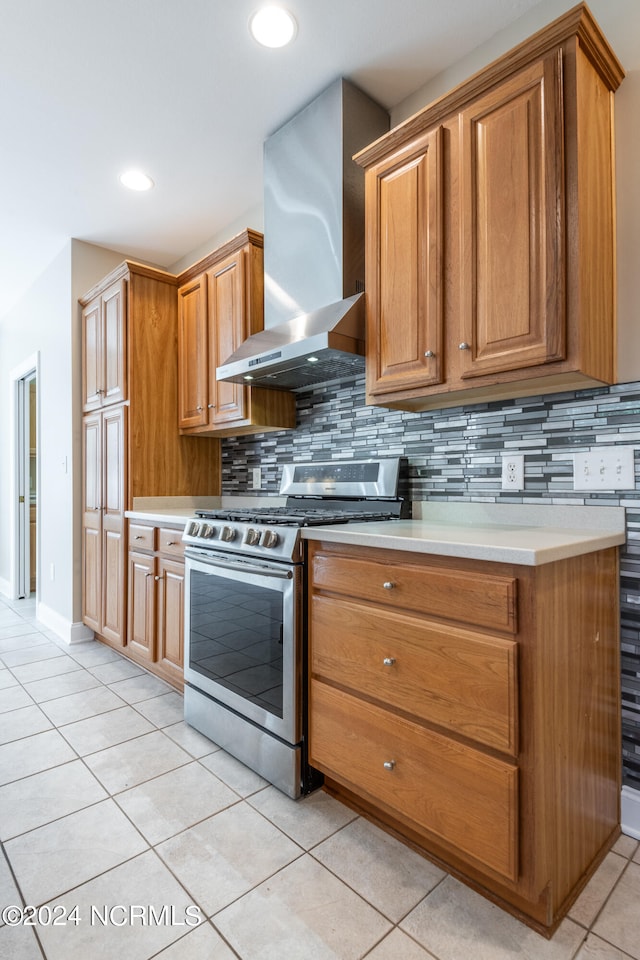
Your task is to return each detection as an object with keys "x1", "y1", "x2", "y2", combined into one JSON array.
[
  {"x1": 127, "y1": 521, "x2": 185, "y2": 689},
  {"x1": 307, "y1": 540, "x2": 621, "y2": 934}
]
